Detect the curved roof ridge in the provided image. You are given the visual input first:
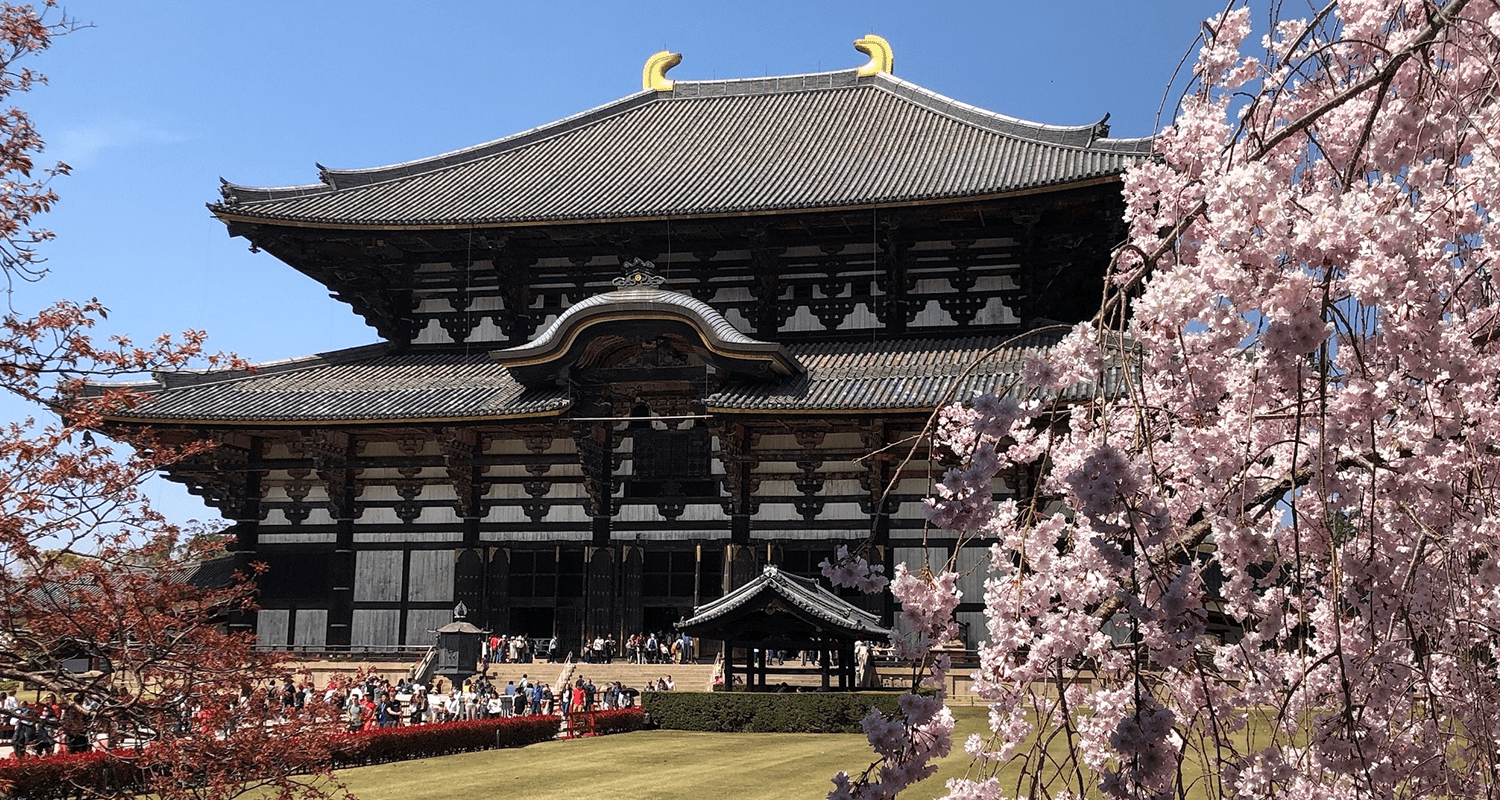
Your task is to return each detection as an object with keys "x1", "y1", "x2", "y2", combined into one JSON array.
[
  {"x1": 212, "y1": 68, "x2": 1154, "y2": 226},
  {"x1": 677, "y1": 564, "x2": 891, "y2": 636},
  {"x1": 493, "y1": 283, "x2": 802, "y2": 380},
  {"x1": 220, "y1": 89, "x2": 660, "y2": 203},
  {"x1": 871, "y1": 72, "x2": 1154, "y2": 151},
  {"x1": 81, "y1": 342, "x2": 396, "y2": 396},
  {"x1": 519, "y1": 285, "x2": 768, "y2": 348}
]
